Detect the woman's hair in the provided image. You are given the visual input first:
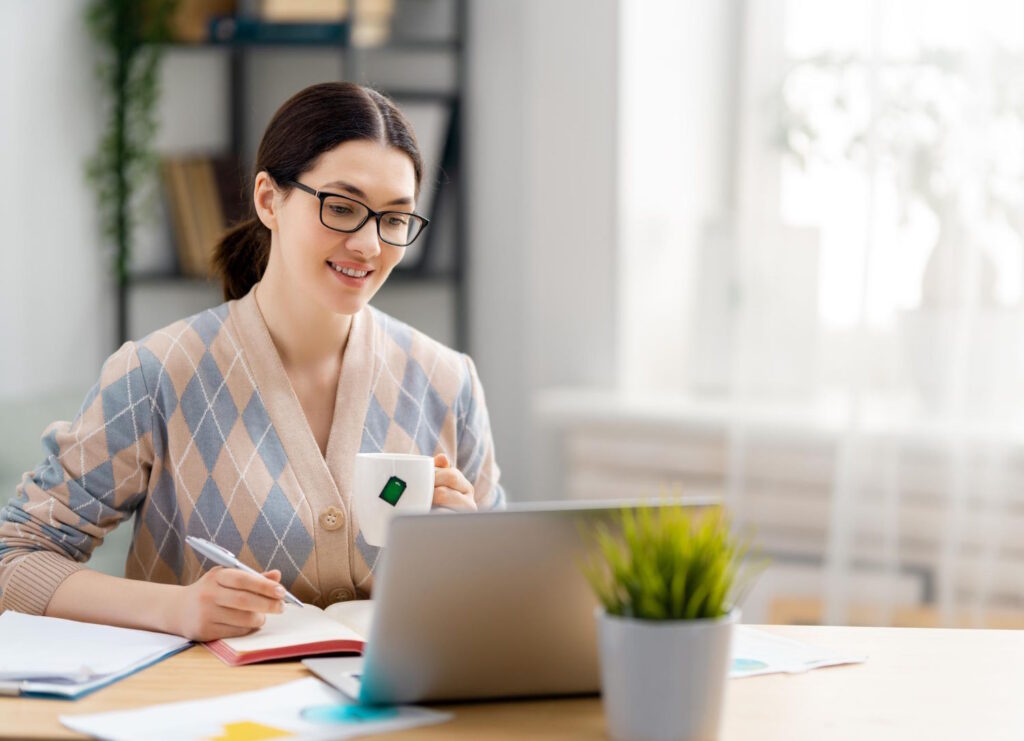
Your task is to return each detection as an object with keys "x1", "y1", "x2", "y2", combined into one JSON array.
[{"x1": 212, "y1": 82, "x2": 424, "y2": 301}]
